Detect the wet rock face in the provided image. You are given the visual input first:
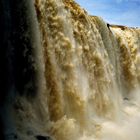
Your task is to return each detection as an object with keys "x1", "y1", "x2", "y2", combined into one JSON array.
[
  {"x1": 0, "y1": 0, "x2": 38, "y2": 98},
  {"x1": 4, "y1": 133, "x2": 18, "y2": 140},
  {"x1": 0, "y1": 0, "x2": 41, "y2": 139},
  {"x1": 9, "y1": 0, "x2": 39, "y2": 97},
  {"x1": 35, "y1": 135, "x2": 52, "y2": 140},
  {"x1": 0, "y1": 119, "x2": 4, "y2": 140}
]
